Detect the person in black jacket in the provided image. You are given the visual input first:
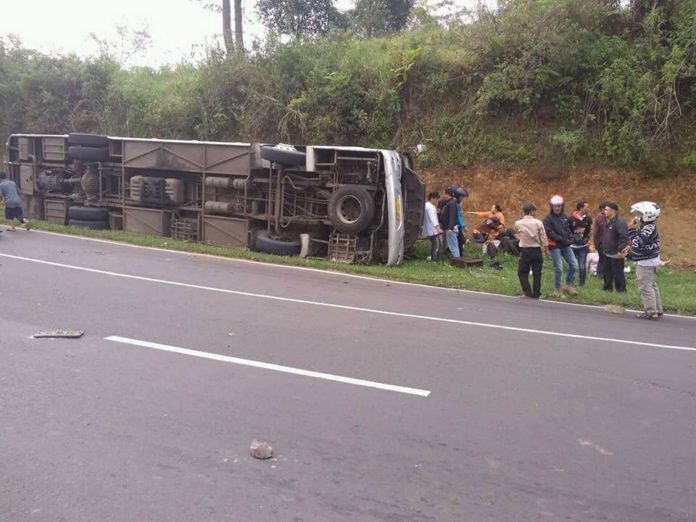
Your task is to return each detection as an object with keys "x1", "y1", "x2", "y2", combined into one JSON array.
[
  {"x1": 438, "y1": 187, "x2": 460, "y2": 258},
  {"x1": 600, "y1": 202, "x2": 629, "y2": 292},
  {"x1": 543, "y1": 195, "x2": 578, "y2": 296}
]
